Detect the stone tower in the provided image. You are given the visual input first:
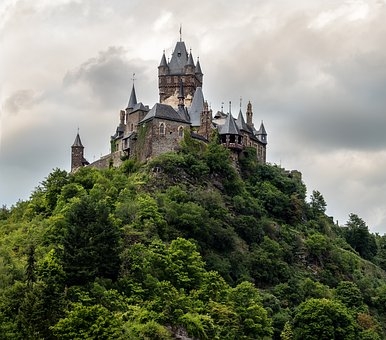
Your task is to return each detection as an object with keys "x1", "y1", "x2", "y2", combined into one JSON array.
[
  {"x1": 71, "y1": 132, "x2": 89, "y2": 172},
  {"x1": 158, "y1": 39, "x2": 203, "y2": 107},
  {"x1": 246, "y1": 101, "x2": 254, "y2": 128}
]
